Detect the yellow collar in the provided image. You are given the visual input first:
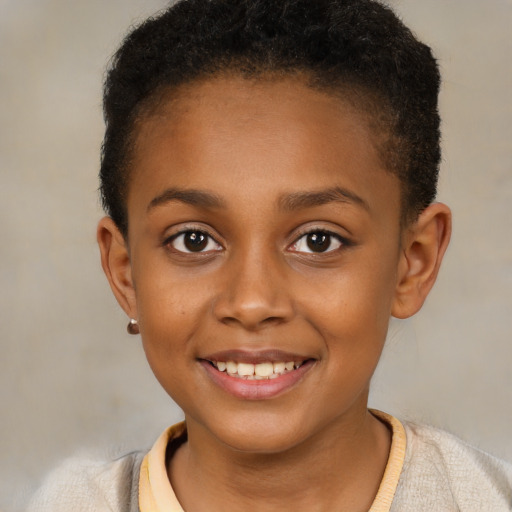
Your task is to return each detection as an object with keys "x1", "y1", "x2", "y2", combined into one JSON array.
[{"x1": 139, "y1": 410, "x2": 406, "y2": 512}]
